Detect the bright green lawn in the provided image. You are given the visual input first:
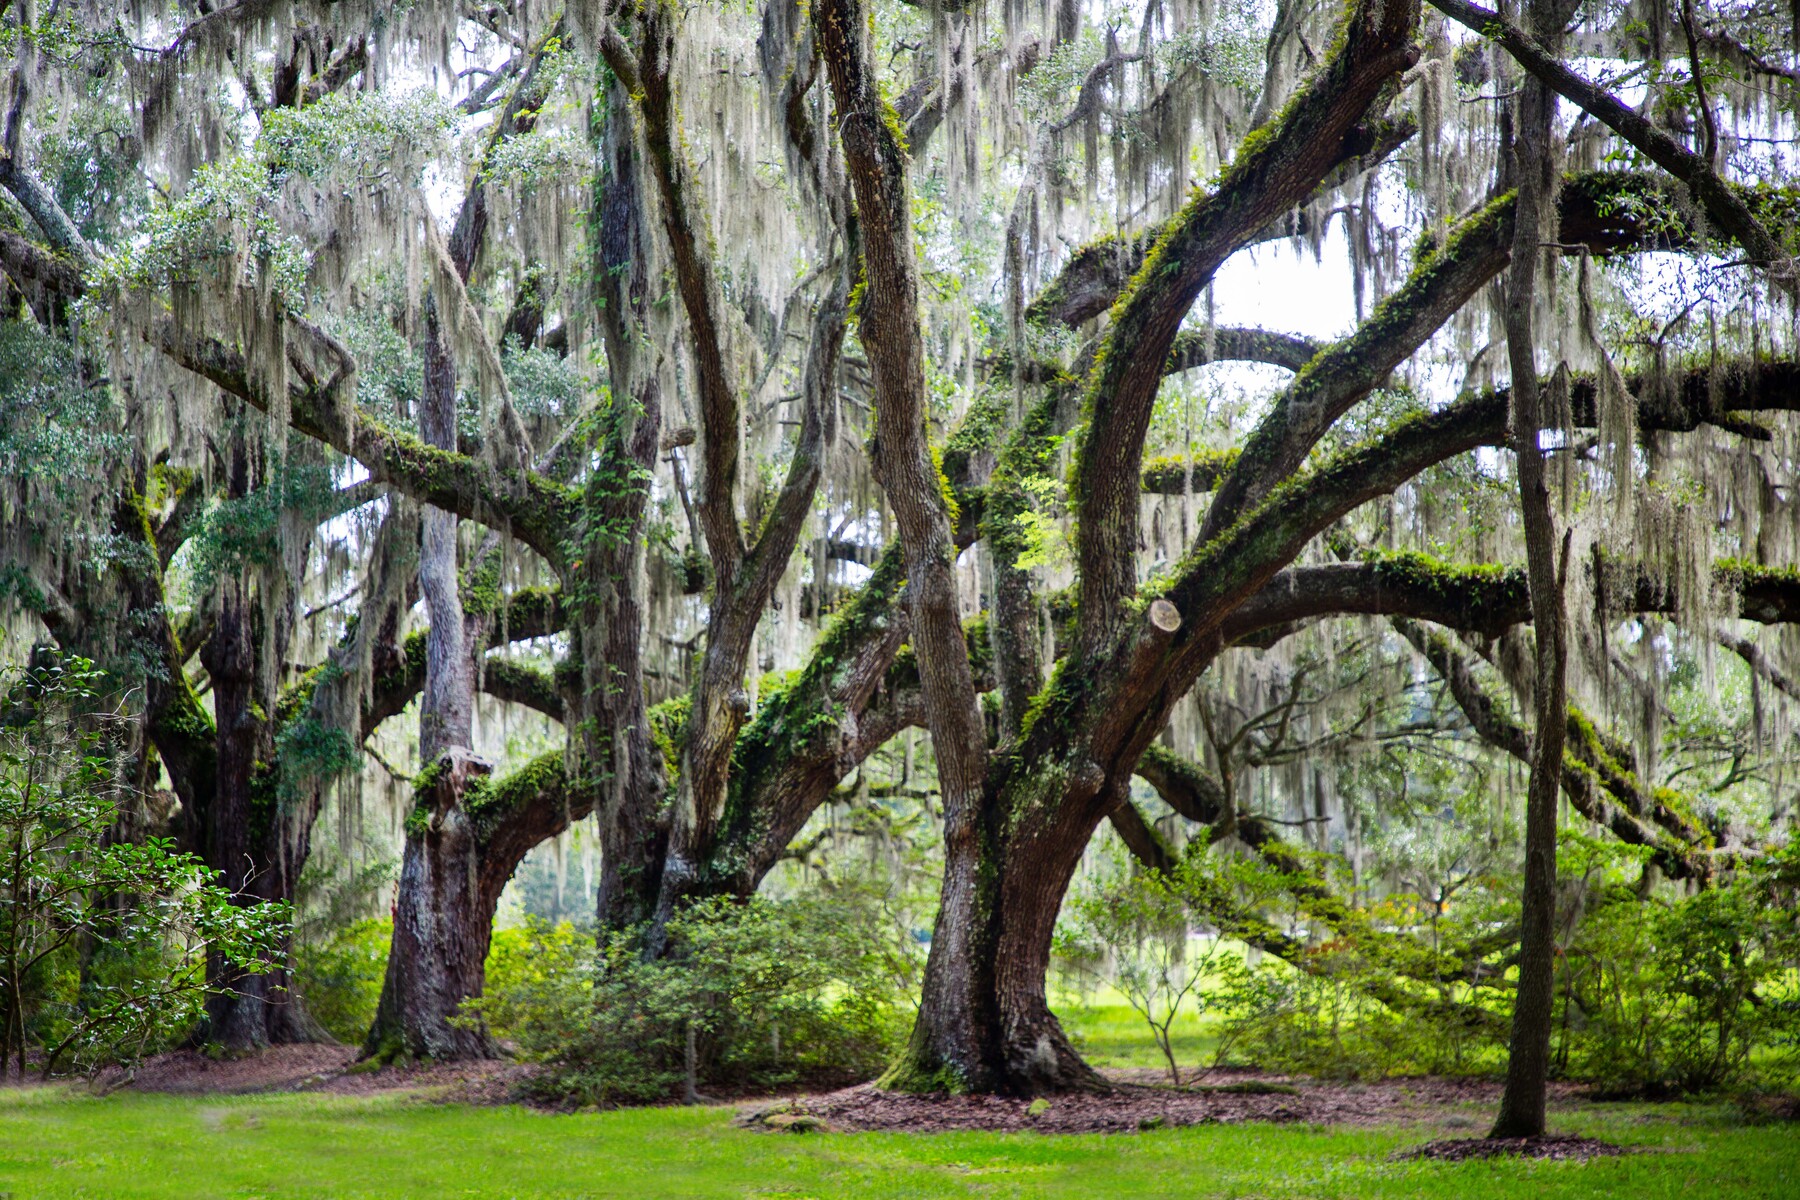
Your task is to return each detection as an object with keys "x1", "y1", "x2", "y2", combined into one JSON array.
[
  {"x1": 1, "y1": 1086, "x2": 1794, "y2": 1199},
  {"x1": 1055, "y1": 1002, "x2": 1219, "y2": 1074}
]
